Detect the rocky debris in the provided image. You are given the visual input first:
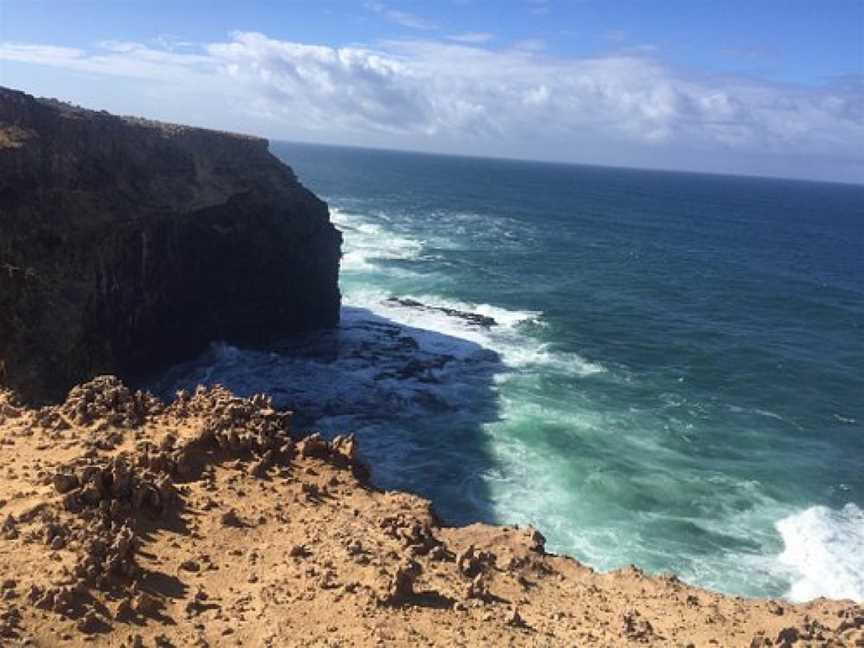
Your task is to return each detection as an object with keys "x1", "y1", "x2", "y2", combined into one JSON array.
[
  {"x1": 522, "y1": 527, "x2": 546, "y2": 553},
  {"x1": 0, "y1": 85, "x2": 341, "y2": 405},
  {"x1": 381, "y1": 560, "x2": 421, "y2": 606},
  {"x1": 171, "y1": 387, "x2": 294, "y2": 457},
  {"x1": 30, "y1": 584, "x2": 85, "y2": 617},
  {"x1": 297, "y1": 433, "x2": 329, "y2": 459},
  {"x1": 506, "y1": 607, "x2": 527, "y2": 628},
  {"x1": 465, "y1": 574, "x2": 490, "y2": 601},
  {"x1": 0, "y1": 604, "x2": 22, "y2": 638},
  {"x1": 249, "y1": 449, "x2": 275, "y2": 477},
  {"x1": 179, "y1": 560, "x2": 200, "y2": 572},
  {"x1": 132, "y1": 592, "x2": 162, "y2": 618},
  {"x1": 53, "y1": 473, "x2": 79, "y2": 495},
  {"x1": 837, "y1": 607, "x2": 864, "y2": 633},
  {"x1": 621, "y1": 609, "x2": 657, "y2": 642},
  {"x1": 377, "y1": 509, "x2": 444, "y2": 559},
  {"x1": 289, "y1": 544, "x2": 310, "y2": 558},
  {"x1": 0, "y1": 390, "x2": 23, "y2": 426},
  {"x1": 0, "y1": 377, "x2": 367, "y2": 644},
  {"x1": 76, "y1": 610, "x2": 108, "y2": 634},
  {"x1": 330, "y1": 434, "x2": 359, "y2": 463},
  {"x1": 2, "y1": 514, "x2": 18, "y2": 540},
  {"x1": 767, "y1": 600, "x2": 785, "y2": 616},
  {"x1": 59, "y1": 376, "x2": 162, "y2": 428},
  {"x1": 775, "y1": 626, "x2": 799, "y2": 647},
  {"x1": 456, "y1": 544, "x2": 496, "y2": 578},
  {"x1": 55, "y1": 451, "x2": 174, "y2": 534},
  {"x1": 221, "y1": 509, "x2": 244, "y2": 528}
]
